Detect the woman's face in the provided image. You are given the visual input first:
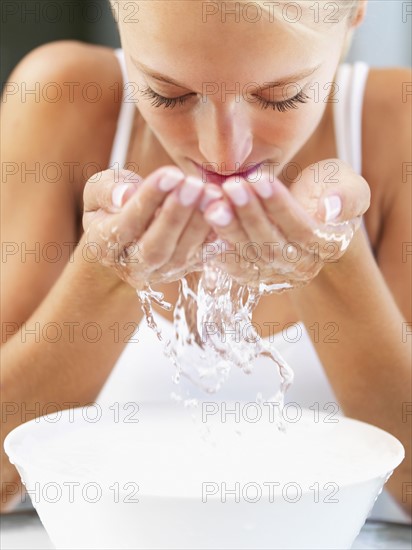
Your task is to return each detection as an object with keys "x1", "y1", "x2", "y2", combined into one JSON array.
[{"x1": 117, "y1": 1, "x2": 350, "y2": 184}]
